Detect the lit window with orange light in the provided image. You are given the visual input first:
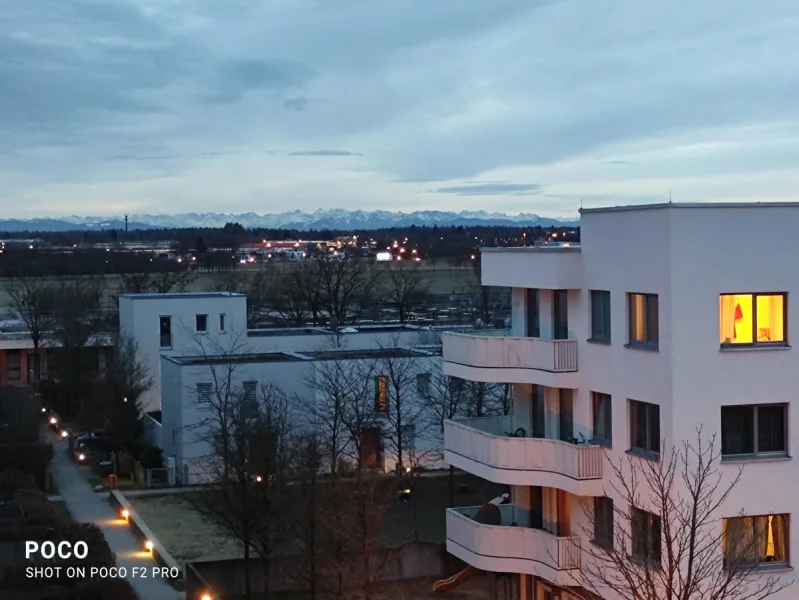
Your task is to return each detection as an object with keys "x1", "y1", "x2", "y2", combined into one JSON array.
[{"x1": 719, "y1": 293, "x2": 786, "y2": 346}]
